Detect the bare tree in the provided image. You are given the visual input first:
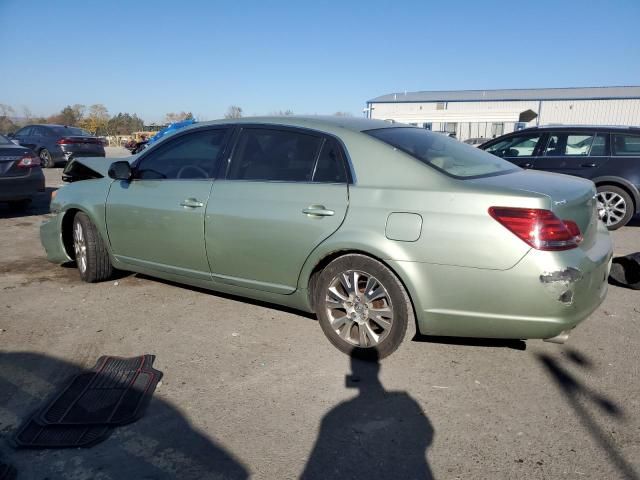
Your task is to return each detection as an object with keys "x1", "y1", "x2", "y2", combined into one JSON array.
[
  {"x1": 165, "y1": 111, "x2": 194, "y2": 123},
  {"x1": 333, "y1": 111, "x2": 353, "y2": 117},
  {"x1": 271, "y1": 109, "x2": 294, "y2": 116},
  {"x1": 224, "y1": 105, "x2": 243, "y2": 119}
]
